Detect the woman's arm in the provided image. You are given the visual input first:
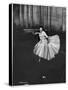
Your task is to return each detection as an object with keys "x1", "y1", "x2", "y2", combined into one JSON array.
[
  {"x1": 43, "y1": 31, "x2": 48, "y2": 38},
  {"x1": 34, "y1": 32, "x2": 39, "y2": 35},
  {"x1": 32, "y1": 31, "x2": 39, "y2": 35},
  {"x1": 45, "y1": 33, "x2": 48, "y2": 38}
]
